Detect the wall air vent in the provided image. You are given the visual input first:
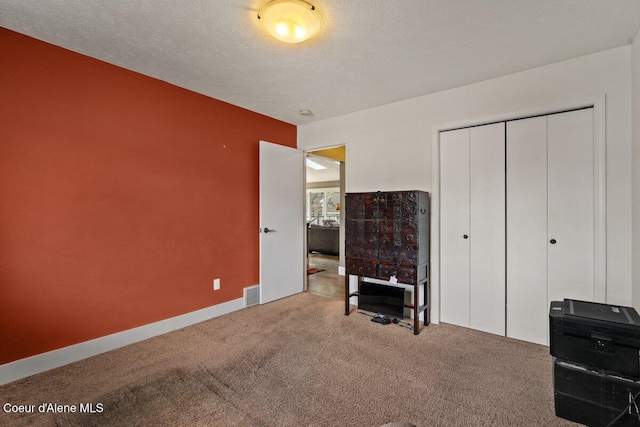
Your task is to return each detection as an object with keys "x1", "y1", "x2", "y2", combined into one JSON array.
[{"x1": 244, "y1": 285, "x2": 260, "y2": 307}]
